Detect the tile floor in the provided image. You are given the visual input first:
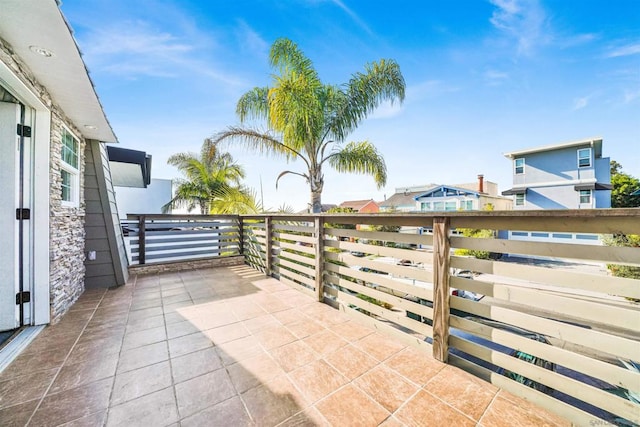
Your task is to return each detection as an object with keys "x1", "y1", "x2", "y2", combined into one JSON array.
[{"x1": 0, "y1": 265, "x2": 569, "y2": 426}]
